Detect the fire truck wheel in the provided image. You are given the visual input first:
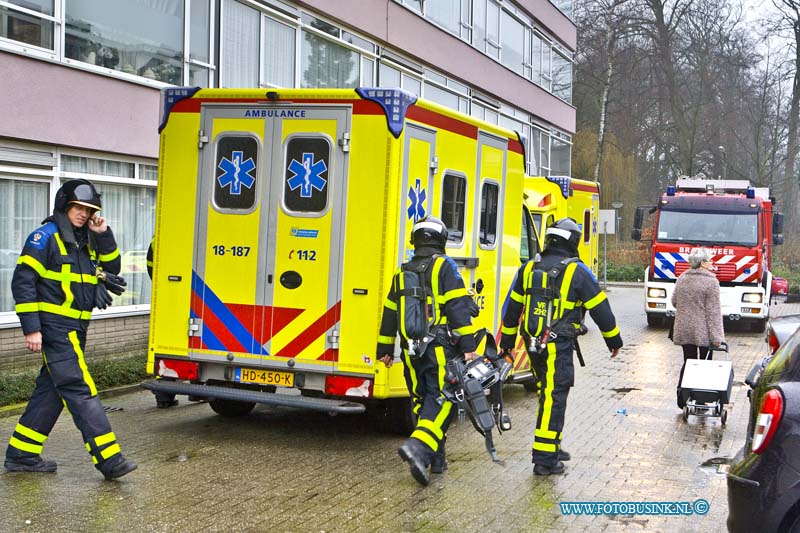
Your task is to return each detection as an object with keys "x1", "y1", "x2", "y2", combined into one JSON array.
[
  {"x1": 646, "y1": 313, "x2": 664, "y2": 328},
  {"x1": 209, "y1": 399, "x2": 256, "y2": 417}
]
